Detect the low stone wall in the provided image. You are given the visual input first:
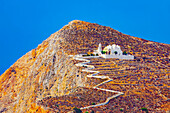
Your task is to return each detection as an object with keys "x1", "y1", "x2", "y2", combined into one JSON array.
[{"x1": 101, "y1": 54, "x2": 134, "y2": 60}]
